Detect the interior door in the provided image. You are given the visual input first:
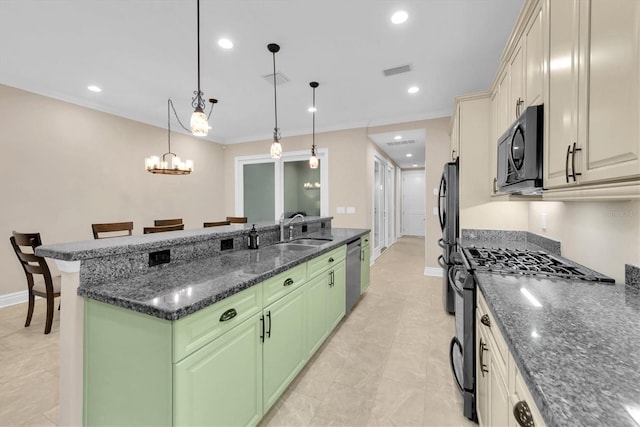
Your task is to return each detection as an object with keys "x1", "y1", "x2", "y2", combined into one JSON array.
[
  {"x1": 373, "y1": 159, "x2": 385, "y2": 258},
  {"x1": 401, "y1": 170, "x2": 425, "y2": 236}
]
